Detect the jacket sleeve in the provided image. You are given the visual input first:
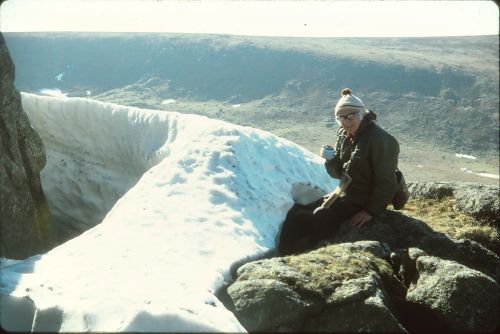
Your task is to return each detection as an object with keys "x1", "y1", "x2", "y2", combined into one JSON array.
[
  {"x1": 366, "y1": 133, "x2": 399, "y2": 216},
  {"x1": 324, "y1": 137, "x2": 344, "y2": 178},
  {"x1": 325, "y1": 156, "x2": 343, "y2": 178}
]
